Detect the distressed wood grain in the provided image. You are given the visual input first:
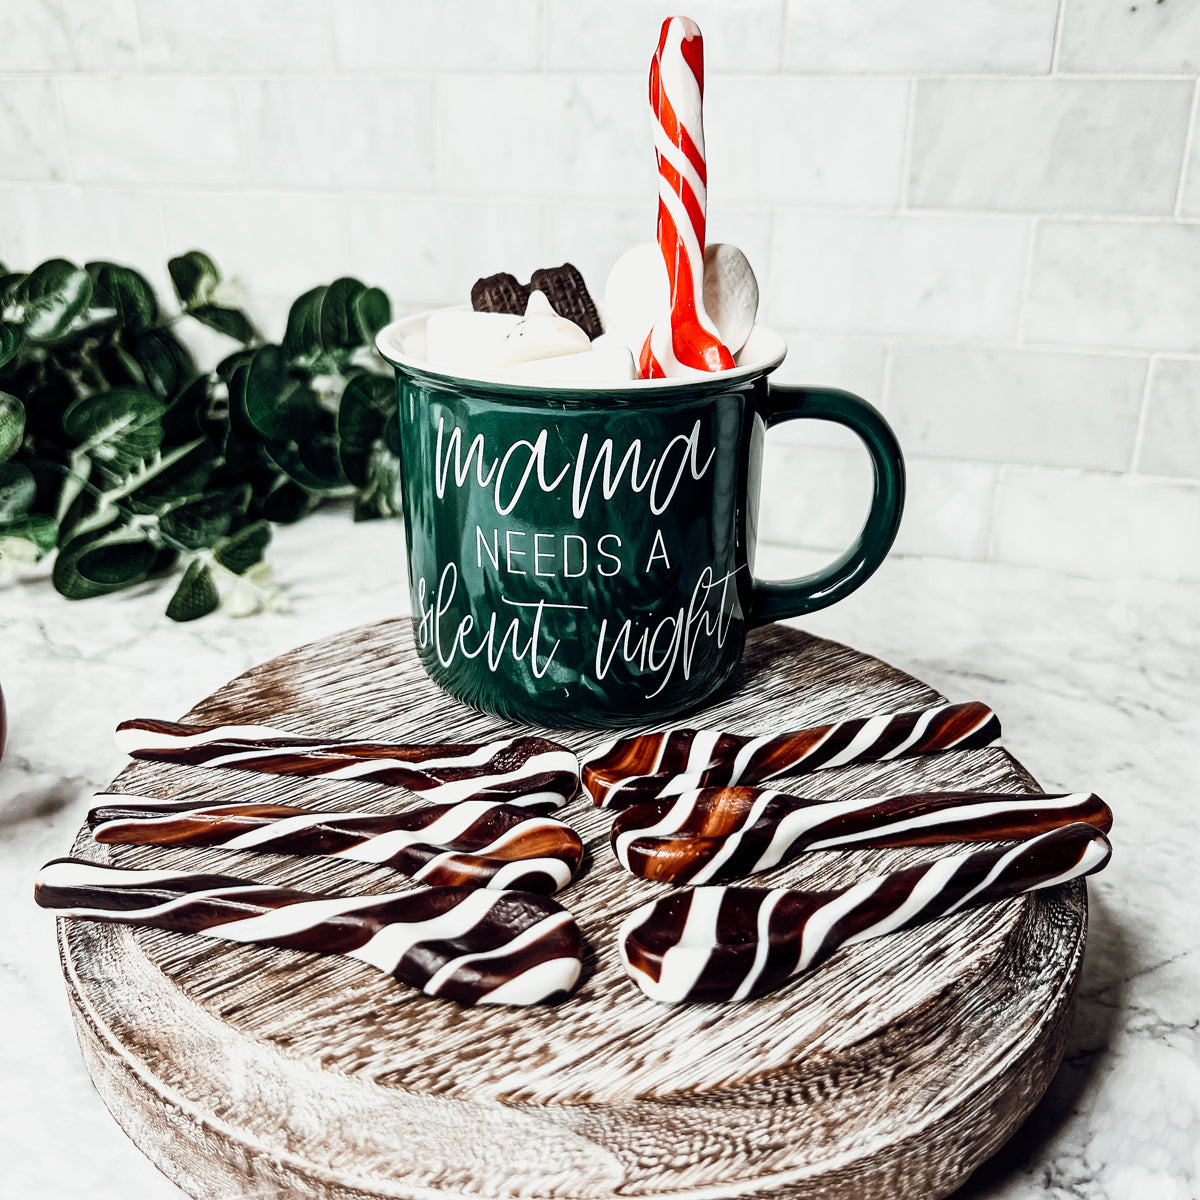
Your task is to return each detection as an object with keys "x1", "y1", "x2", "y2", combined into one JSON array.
[{"x1": 58, "y1": 621, "x2": 1088, "y2": 1200}]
